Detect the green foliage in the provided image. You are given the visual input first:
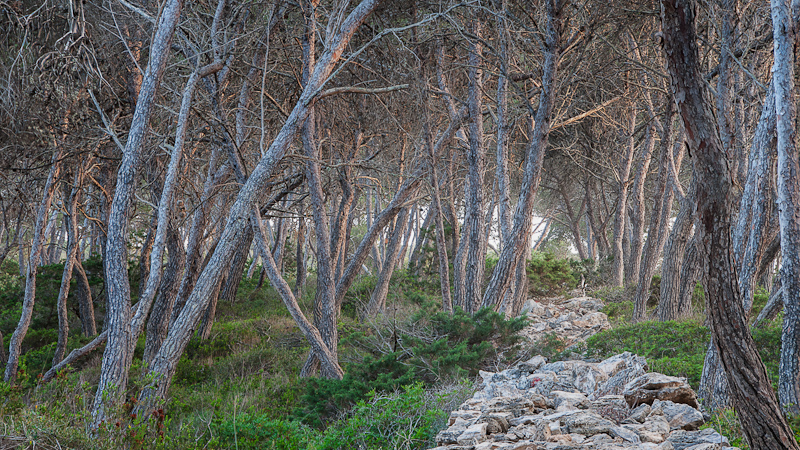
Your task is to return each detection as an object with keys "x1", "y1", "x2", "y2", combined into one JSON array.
[
  {"x1": 526, "y1": 252, "x2": 577, "y2": 296},
  {"x1": 317, "y1": 383, "x2": 452, "y2": 450},
  {"x1": 581, "y1": 320, "x2": 710, "y2": 388},
  {"x1": 600, "y1": 300, "x2": 634, "y2": 324},
  {"x1": 752, "y1": 318, "x2": 783, "y2": 390},
  {"x1": 702, "y1": 408, "x2": 747, "y2": 448},
  {"x1": 297, "y1": 305, "x2": 526, "y2": 426},
  {"x1": 211, "y1": 415, "x2": 319, "y2": 450},
  {"x1": 529, "y1": 332, "x2": 568, "y2": 360}
]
